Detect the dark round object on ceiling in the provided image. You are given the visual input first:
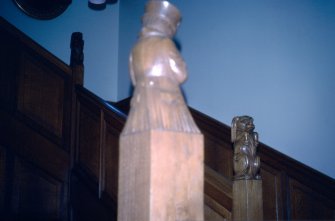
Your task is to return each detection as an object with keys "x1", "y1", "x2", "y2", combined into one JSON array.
[{"x1": 13, "y1": 0, "x2": 72, "y2": 20}]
